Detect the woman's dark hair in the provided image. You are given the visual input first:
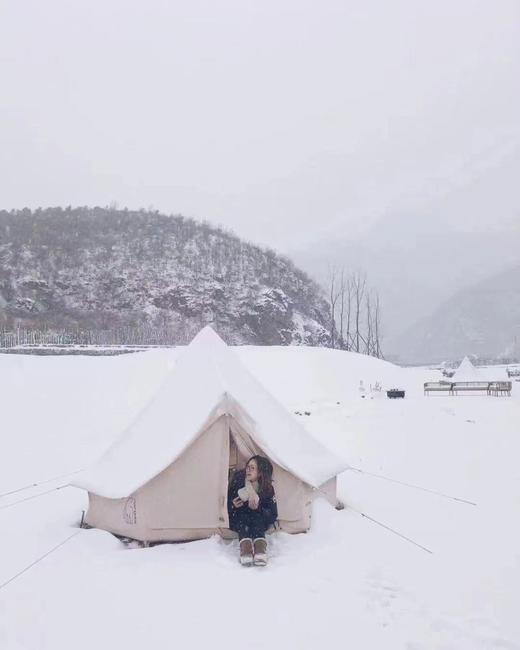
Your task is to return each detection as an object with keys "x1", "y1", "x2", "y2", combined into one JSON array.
[{"x1": 247, "y1": 455, "x2": 274, "y2": 498}]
